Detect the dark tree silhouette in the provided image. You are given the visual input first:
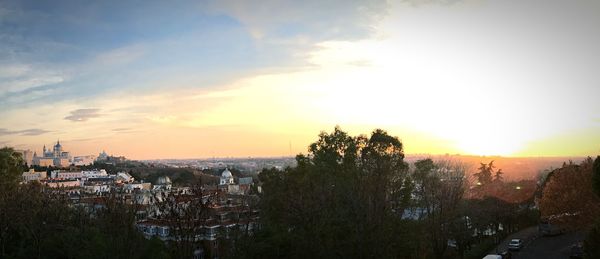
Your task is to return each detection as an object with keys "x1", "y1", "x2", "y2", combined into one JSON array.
[
  {"x1": 241, "y1": 127, "x2": 417, "y2": 258},
  {"x1": 474, "y1": 161, "x2": 495, "y2": 185},
  {"x1": 493, "y1": 169, "x2": 504, "y2": 183},
  {"x1": 592, "y1": 156, "x2": 600, "y2": 197},
  {"x1": 411, "y1": 159, "x2": 467, "y2": 259}
]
